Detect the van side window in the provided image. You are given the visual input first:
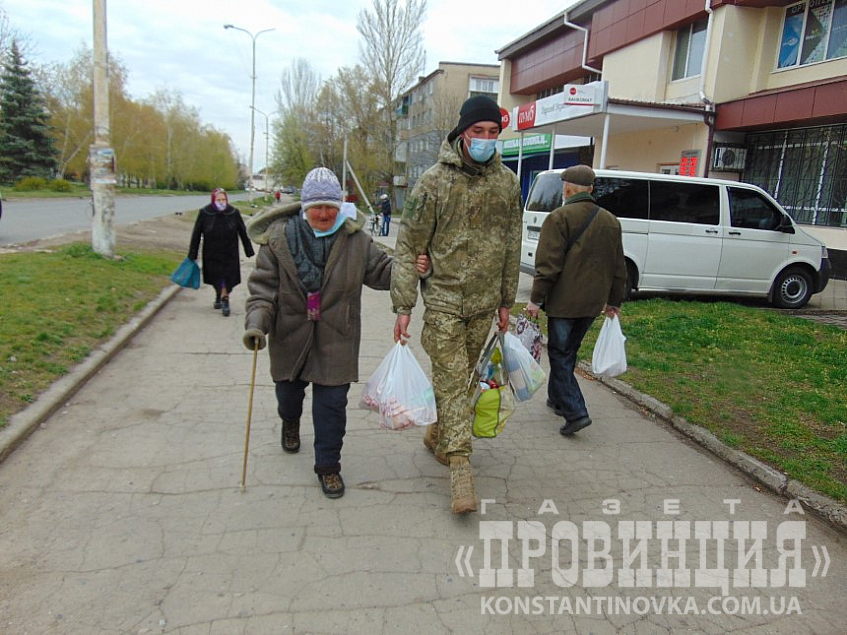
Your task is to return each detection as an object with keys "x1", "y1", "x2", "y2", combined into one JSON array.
[
  {"x1": 593, "y1": 178, "x2": 649, "y2": 219},
  {"x1": 649, "y1": 182, "x2": 719, "y2": 225},
  {"x1": 526, "y1": 173, "x2": 563, "y2": 213},
  {"x1": 728, "y1": 187, "x2": 783, "y2": 230}
]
